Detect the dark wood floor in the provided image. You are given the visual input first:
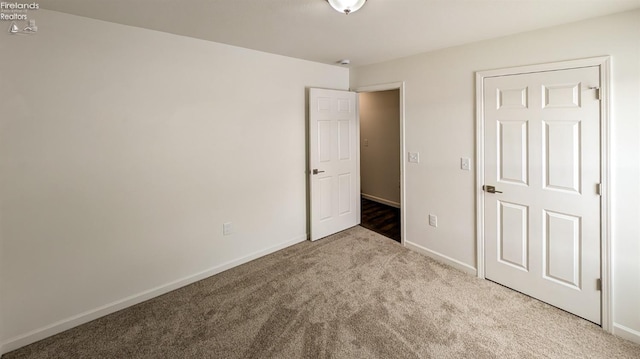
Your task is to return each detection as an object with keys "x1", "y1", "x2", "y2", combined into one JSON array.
[{"x1": 360, "y1": 197, "x2": 401, "y2": 242}]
